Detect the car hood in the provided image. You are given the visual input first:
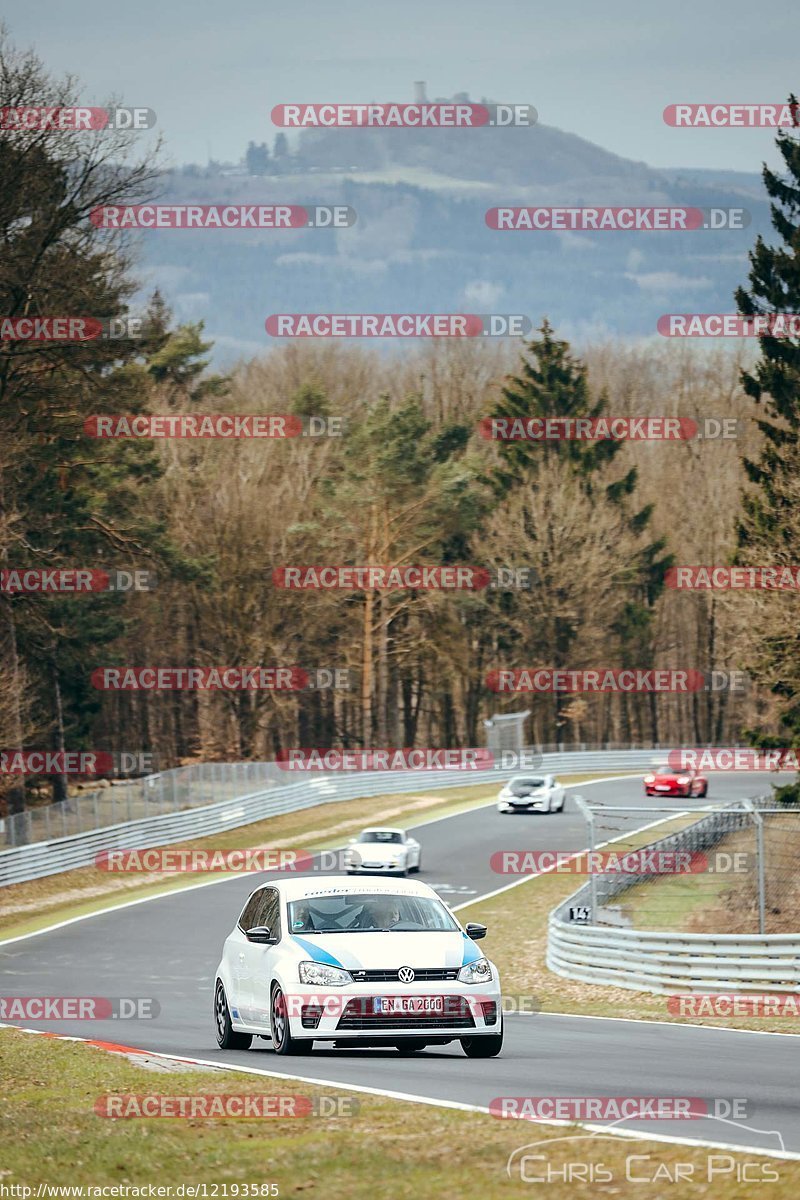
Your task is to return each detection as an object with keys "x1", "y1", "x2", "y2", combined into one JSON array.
[
  {"x1": 288, "y1": 930, "x2": 482, "y2": 971},
  {"x1": 508, "y1": 787, "x2": 545, "y2": 797}
]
